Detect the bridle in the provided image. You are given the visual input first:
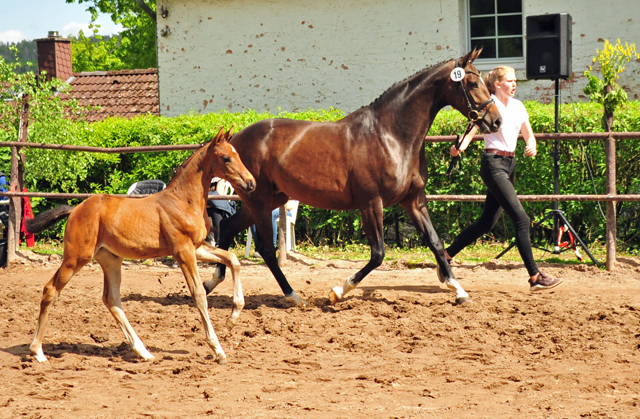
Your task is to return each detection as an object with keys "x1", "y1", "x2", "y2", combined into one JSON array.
[
  {"x1": 446, "y1": 59, "x2": 496, "y2": 178},
  {"x1": 452, "y1": 59, "x2": 495, "y2": 125}
]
